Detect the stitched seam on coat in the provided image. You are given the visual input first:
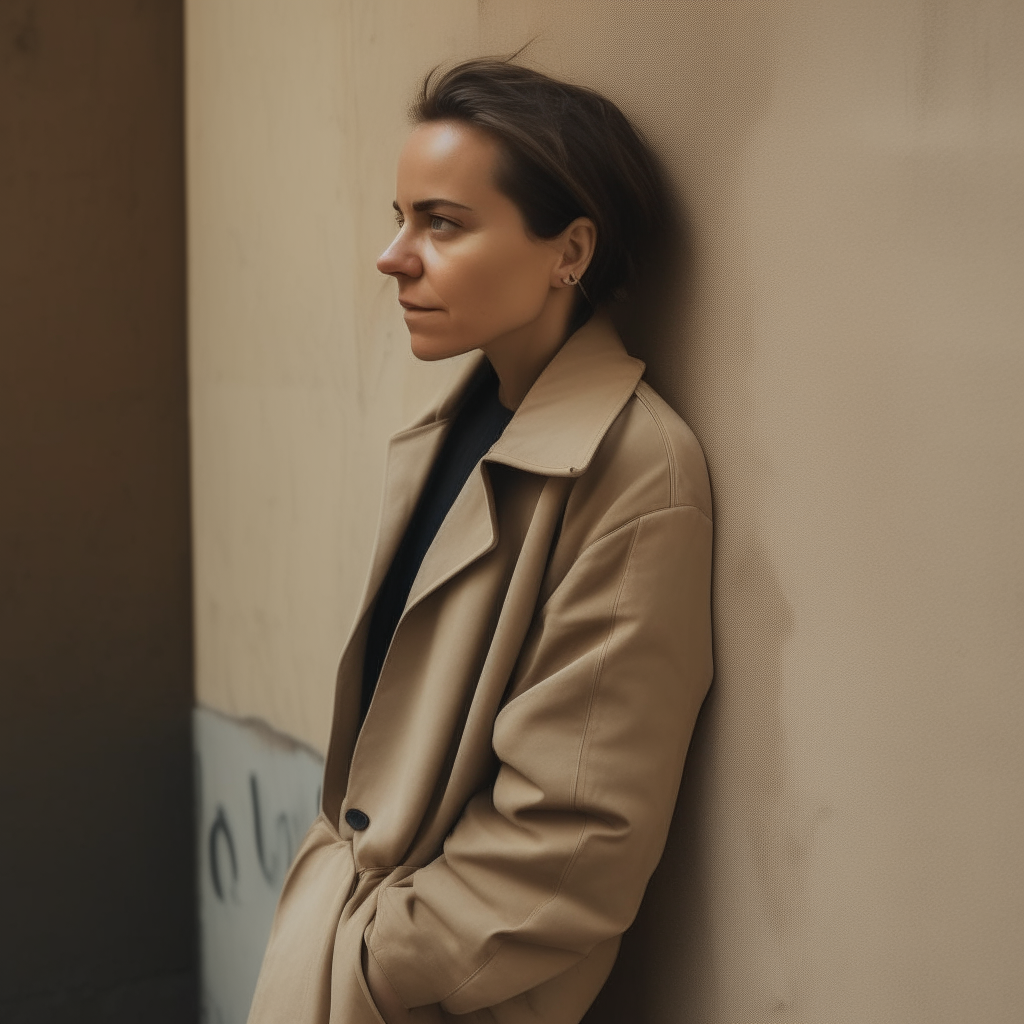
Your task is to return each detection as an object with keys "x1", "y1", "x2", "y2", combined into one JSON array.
[
  {"x1": 486, "y1": 453, "x2": 576, "y2": 475},
  {"x1": 635, "y1": 384, "x2": 677, "y2": 506},
  {"x1": 571, "y1": 517, "x2": 641, "y2": 810},
  {"x1": 366, "y1": 945, "x2": 399, "y2": 1024},
  {"x1": 527, "y1": 505, "x2": 711, "y2": 624},
  {"x1": 488, "y1": 385, "x2": 641, "y2": 476},
  {"x1": 391, "y1": 417, "x2": 451, "y2": 442},
  {"x1": 575, "y1": 504, "x2": 712, "y2": 568},
  {"x1": 443, "y1": 509, "x2": 707, "y2": 1002},
  {"x1": 441, "y1": 525, "x2": 642, "y2": 1003},
  {"x1": 578, "y1": 385, "x2": 645, "y2": 470}
]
